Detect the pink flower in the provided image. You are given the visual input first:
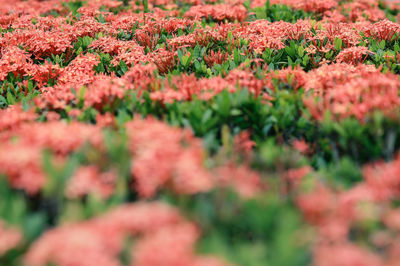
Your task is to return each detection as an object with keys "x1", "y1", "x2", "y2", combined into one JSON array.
[
  {"x1": 336, "y1": 46, "x2": 373, "y2": 65},
  {"x1": 66, "y1": 165, "x2": 117, "y2": 199},
  {"x1": 287, "y1": 166, "x2": 312, "y2": 182},
  {"x1": 127, "y1": 117, "x2": 214, "y2": 197},
  {"x1": 25, "y1": 202, "x2": 227, "y2": 266},
  {"x1": 292, "y1": 139, "x2": 310, "y2": 154},
  {"x1": 0, "y1": 220, "x2": 22, "y2": 256}
]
